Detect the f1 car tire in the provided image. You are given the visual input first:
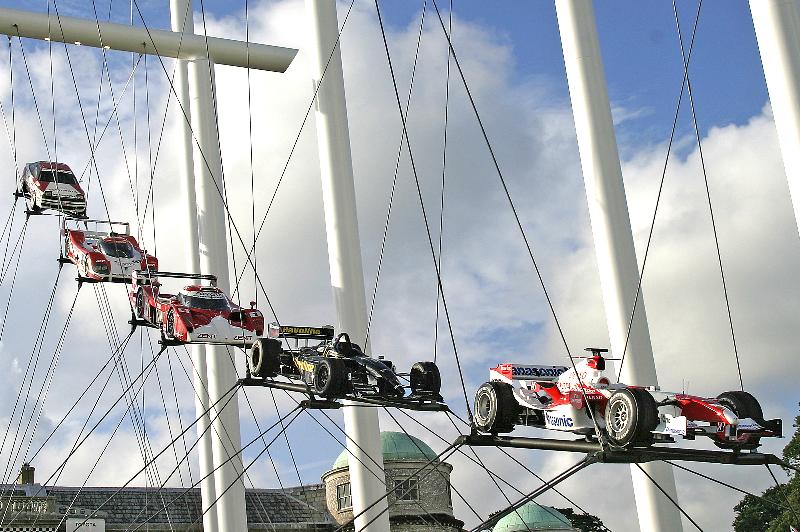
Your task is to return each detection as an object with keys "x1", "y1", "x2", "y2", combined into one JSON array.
[
  {"x1": 314, "y1": 359, "x2": 348, "y2": 398},
  {"x1": 714, "y1": 390, "x2": 763, "y2": 450},
  {"x1": 474, "y1": 381, "x2": 519, "y2": 434},
  {"x1": 605, "y1": 388, "x2": 658, "y2": 448},
  {"x1": 410, "y1": 361, "x2": 441, "y2": 396},
  {"x1": 136, "y1": 288, "x2": 147, "y2": 321},
  {"x1": 249, "y1": 338, "x2": 281, "y2": 378}
]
